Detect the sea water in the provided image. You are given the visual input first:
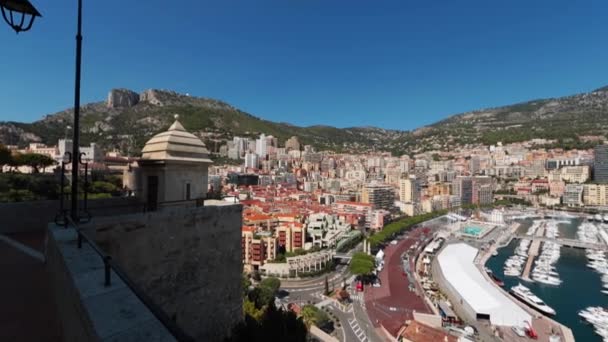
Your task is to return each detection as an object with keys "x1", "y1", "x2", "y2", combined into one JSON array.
[{"x1": 486, "y1": 218, "x2": 608, "y2": 342}]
